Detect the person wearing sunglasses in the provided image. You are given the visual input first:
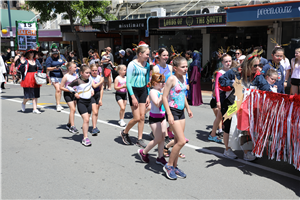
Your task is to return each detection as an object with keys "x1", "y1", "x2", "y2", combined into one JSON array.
[
  {"x1": 218, "y1": 53, "x2": 271, "y2": 161},
  {"x1": 235, "y1": 49, "x2": 242, "y2": 63},
  {"x1": 261, "y1": 47, "x2": 286, "y2": 94}
]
